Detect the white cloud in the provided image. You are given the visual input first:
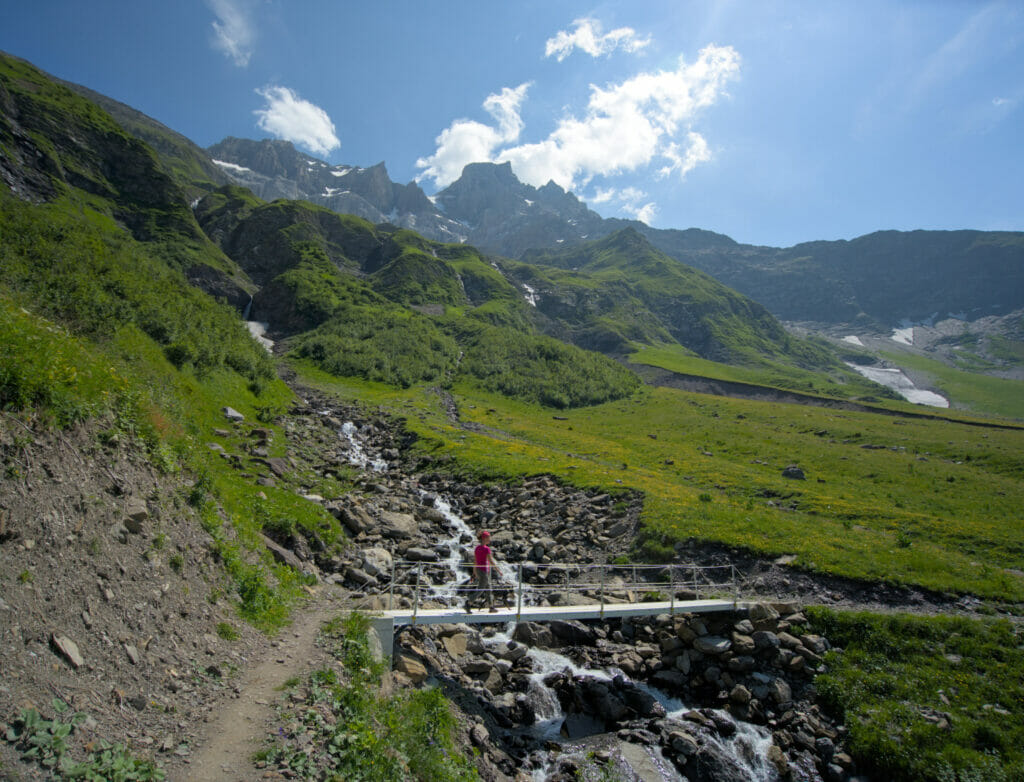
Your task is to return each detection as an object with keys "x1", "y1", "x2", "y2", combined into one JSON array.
[
  {"x1": 506, "y1": 45, "x2": 738, "y2": 191},
  {"x1": 657, "y1": 132, "x2": 711, "y2": 178},
  {"x1": 254, "y1": 86, "x2": 340, "y2": 157},
  {"x1": 415, "y1": 84, "x2": 530, "y2": 187},
  {"x1": 418, "y1": 44, "x2": 739, "y2": 192},
  {"x1": 545, "y1": 18, "x2": 651, "y2": 62},
  {"x1": 584, "y1": 186, "x2": 657, "y2": 225},
  {"x1": 625, "y1": 201, "x2": 658, "y2": 225},
  {"x1": 588, "y1": 187, "x2": 617, "y2": 204},
  {"x1": 208, "y1": 0, "x2": 255, "y2": 67}
]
